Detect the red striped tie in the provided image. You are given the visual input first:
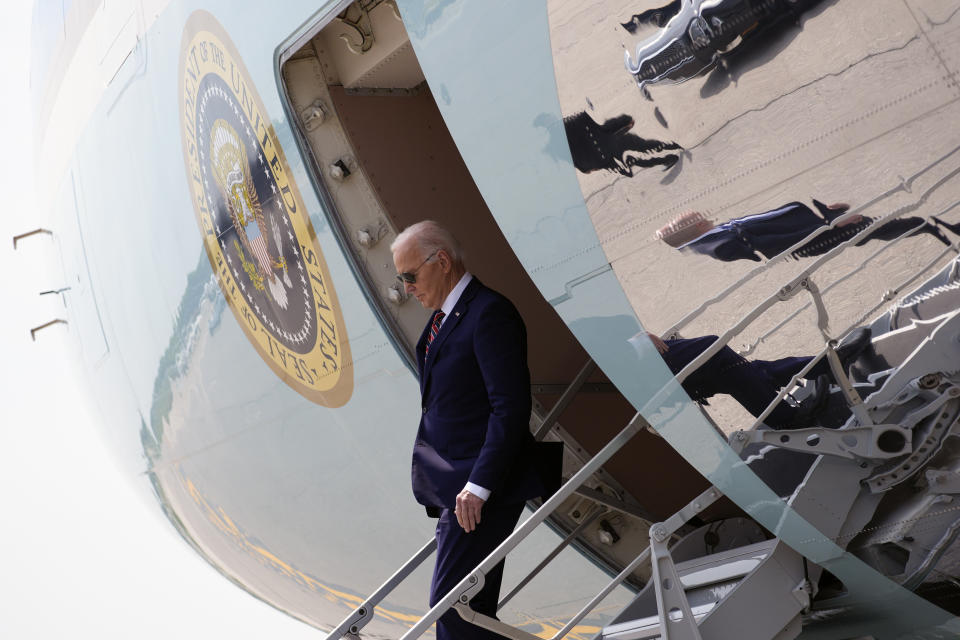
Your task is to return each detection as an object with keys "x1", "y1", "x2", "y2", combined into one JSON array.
[{"x1": 425, "y1": 310, "x2": 445, "y2": 361}]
